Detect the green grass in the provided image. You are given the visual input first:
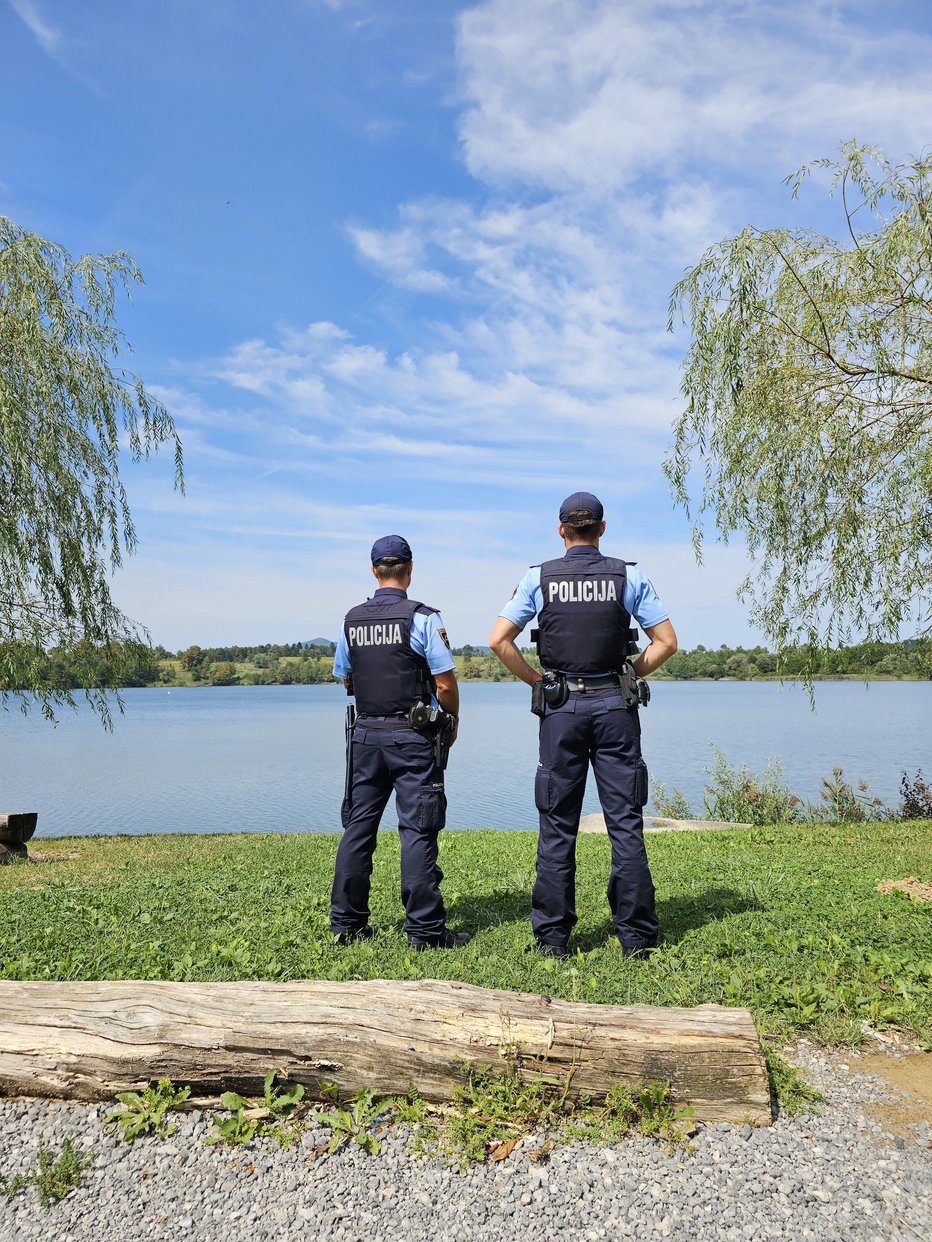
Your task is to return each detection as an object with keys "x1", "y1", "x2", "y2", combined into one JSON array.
[{"x1": 3, "y1": 824, "x2": 930, "y2": 1046}]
